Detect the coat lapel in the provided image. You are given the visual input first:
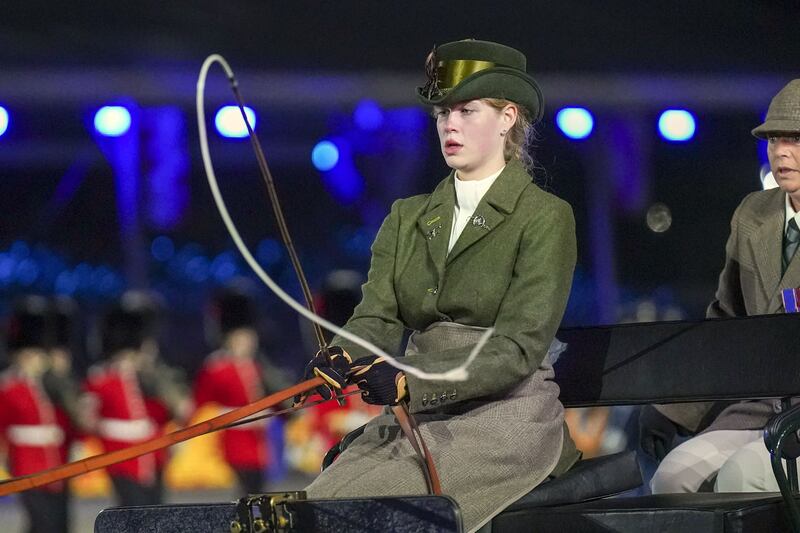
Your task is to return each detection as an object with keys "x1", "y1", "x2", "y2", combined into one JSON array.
[
  {"x1": 417, "y1": 175, "x2": 455, "y2": 278},
  {"x1": 750, "y1": 191, "x2": 786, "y2": 313},
  {"x1": 446, "y1": 203, "x2": 504, "y2": 264},
  {"x1": 446, "y1": 161, "x2": 532, "y2": 265}
]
